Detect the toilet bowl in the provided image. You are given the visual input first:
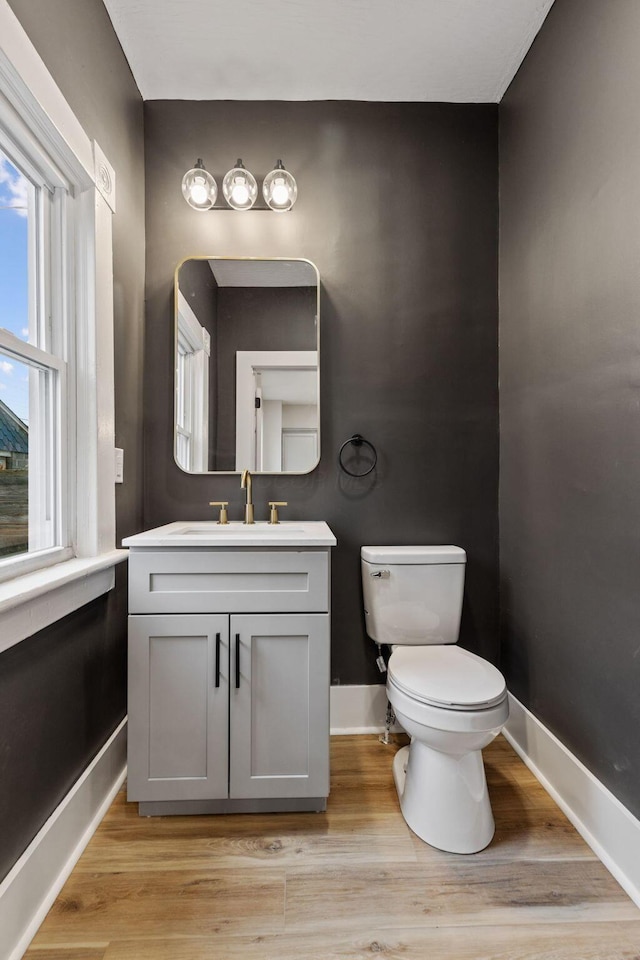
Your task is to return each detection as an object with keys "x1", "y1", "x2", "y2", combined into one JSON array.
[
  {"x1": 387, "y1": 645, "x2": 508, "y2": 853},
  {"x1": 361, "y1": 545, "x2": 508, "y2": 854}
]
